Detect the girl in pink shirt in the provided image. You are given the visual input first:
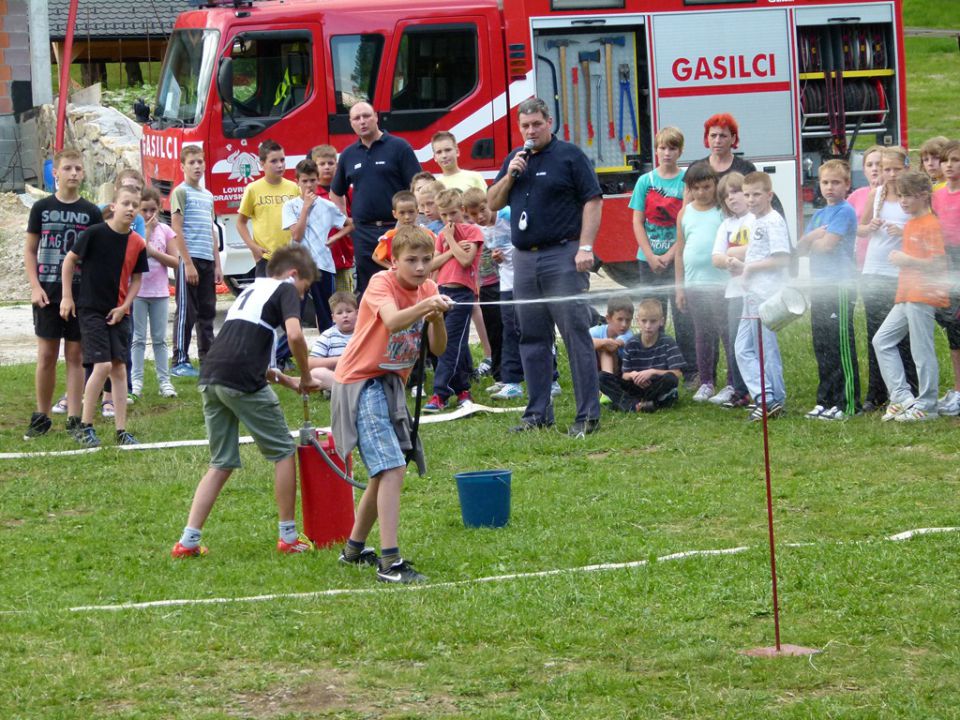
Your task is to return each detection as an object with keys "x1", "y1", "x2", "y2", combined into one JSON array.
[
  {"x1": 132, "y1": 189, "x2": 180, "y2": 398},
  {"x1": 849, "y1": 145, "x2": 884, "y2": 269}
]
